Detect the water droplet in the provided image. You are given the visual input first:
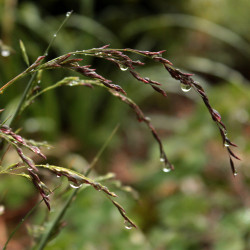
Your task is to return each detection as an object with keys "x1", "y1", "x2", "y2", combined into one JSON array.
[
  {"x1": 181, "y1": 83, "x2": 191, "y2": 92},
  {"x1": 0, "y1": 90, "x2": 3, "y2": 94},
  {"x1": 160, "y1": 157, "x2": 165, "y2": 163},
  {"x1": 162, "y1": 167, "x2": 171, "y2": 173},
  {"x1": 66, "y1": 11, "x2": 71, "y2": 17},
  {"x1": 1, "y1": 50, "x2": 10, "y2": 57},
  {"x1": 119, "y1": 64, "x2": 128, "y2": 71},
  {"x1": 224, "y1": 140, "x2": 230, "y2": 147},
  {"x1": 56, "y1": 175, "x2": 61, "y2": 178},
  {"x1": 152, "y1": 54, "x2": 162, "y2": 58},
  {"x1": 145, "y1": 117, "x2": 151, "y2": 122},
  {"x1": 70, "y1": 182, "x2": 82, "y2": 189},
  {"x1": 212, "y1": 109, "x2": 221, "y2": 122},
  {"x1": 28, "y1": 167, "x2": 33, "y2": 171},
  {"x1": 53, "y1": 34, "x2": 57, "y2": 37},
  {"x1": 68, "y1": 80, "x2": 78, "y2": 86},
  {"x1": 234, "y1": 171, "x2": 238, "y2": 176},
  {"x1": 124, "y1": 220, "x2": 133, "y2": 230},
  {"x1": 37, "y1": 80, "x2": 41, "y2": 84},
  {"x1": 94, "y1": 183, "x2": 102, "y2": 191},
  {"x1": 95, "y1": 52, "x2": 102, "y2": 56}
]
